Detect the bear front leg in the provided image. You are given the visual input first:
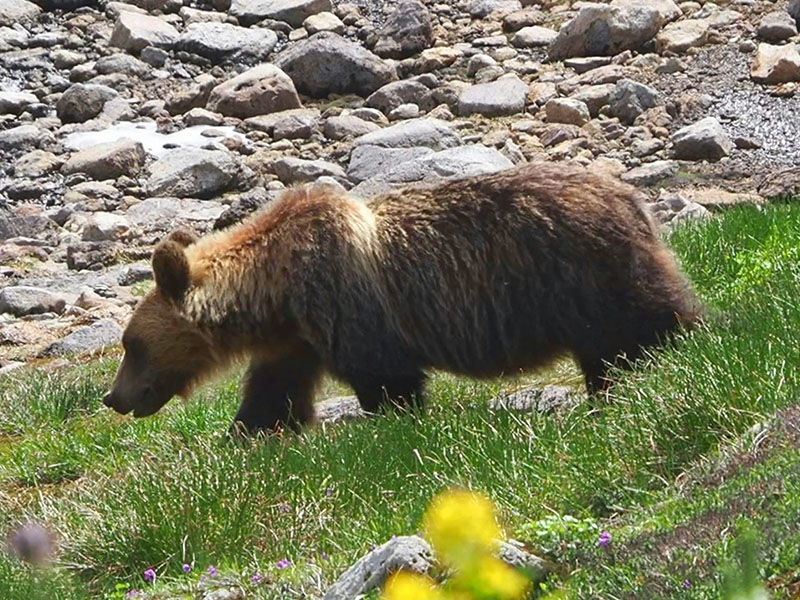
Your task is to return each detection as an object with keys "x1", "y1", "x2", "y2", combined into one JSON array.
[
  {"x1": 232, "y1": 348, "x2": 322, "y2": 436},
  {"x1": 349, "y1": 372, "x2": 427, "y2": 414}
]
